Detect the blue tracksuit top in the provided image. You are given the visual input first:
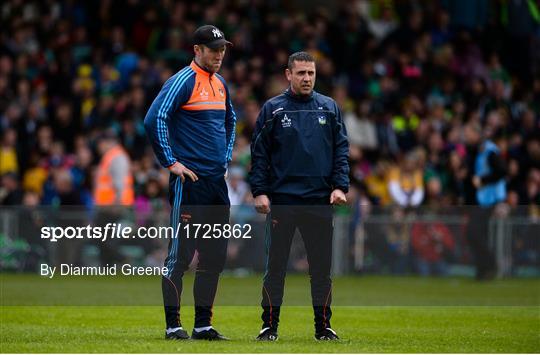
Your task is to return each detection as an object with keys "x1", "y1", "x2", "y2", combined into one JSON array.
[
  {"x1": 249, "y1": 88, "x2": 350, "y2": 198},
  {"x1": 144, "y1": 61, "x2": 236, "y2": 177}
]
